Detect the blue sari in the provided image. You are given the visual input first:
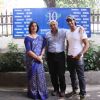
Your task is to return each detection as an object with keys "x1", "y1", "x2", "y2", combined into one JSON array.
[{"x1": 24, "y1": 35, "x2": 48, "y2": 100}]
